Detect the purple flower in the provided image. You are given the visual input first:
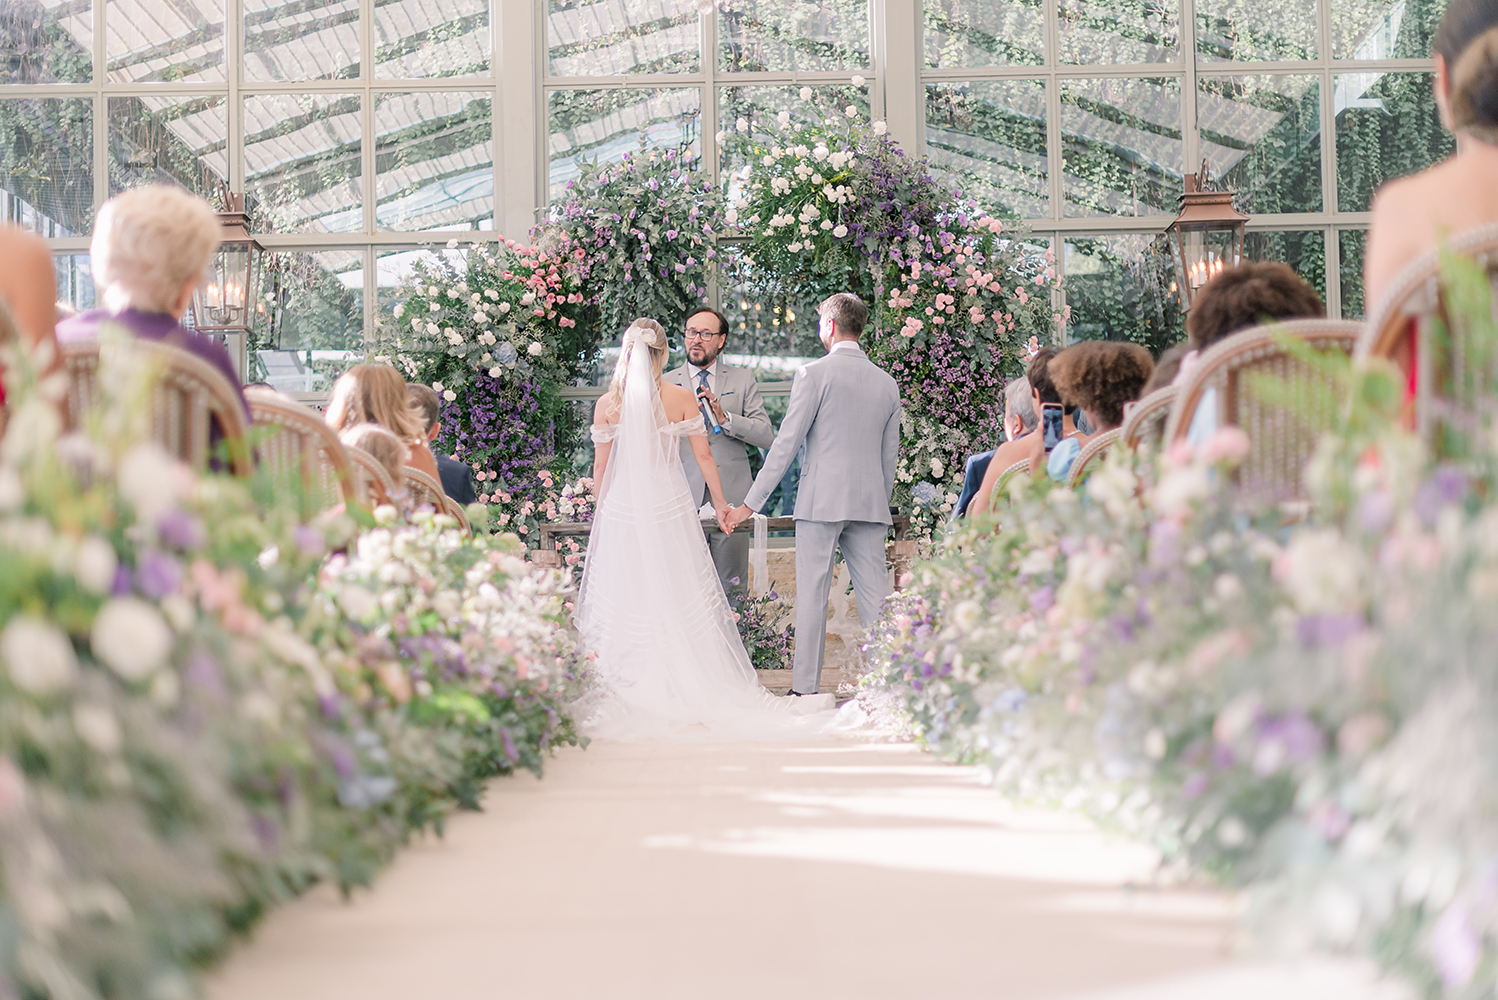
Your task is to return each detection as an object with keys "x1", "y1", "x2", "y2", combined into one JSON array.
[
  {"x1": 1414, "y1": 465, "x2": 1469, "y2": 523},
  {"x1": 294, "y1": 525, "x2": 326, "y2": 557},
  {"x1": 1252, "y1": 711, "x2": 1325, "y2": 774},
  {"x1": 184, "y1": 649, "x2": 226, "y2": 702},
  {"x1": 1297, "y1": 614, "x2": 1365, "y2": 649},
  {"x1": 1356, "y1": 490, "x2": 1394, "y2": 533},
  {"x1": 157, "y1": 509, "x2": 205, "y2": 549},
  {"x1": 1029, "y1": 586, "x2": 1054, "y2": 611},
  {"x1": 1432, "y1": 904, "x2": 1480, "y2": 989},
  {"x1": 136, "y1": 549, "x2": 183, "y2": 599},
  {"x1": 1181, "y1": 771, "x2": 1209, "y2": 799}
]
